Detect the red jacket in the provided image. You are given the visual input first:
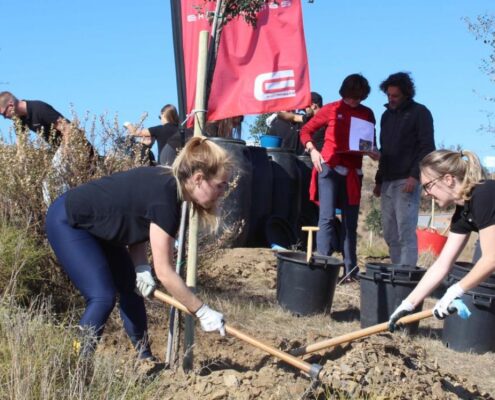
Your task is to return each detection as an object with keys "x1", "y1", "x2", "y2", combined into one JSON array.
[{"x1": 300, "y1": 99, "x2": 376, "y2": 205}]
